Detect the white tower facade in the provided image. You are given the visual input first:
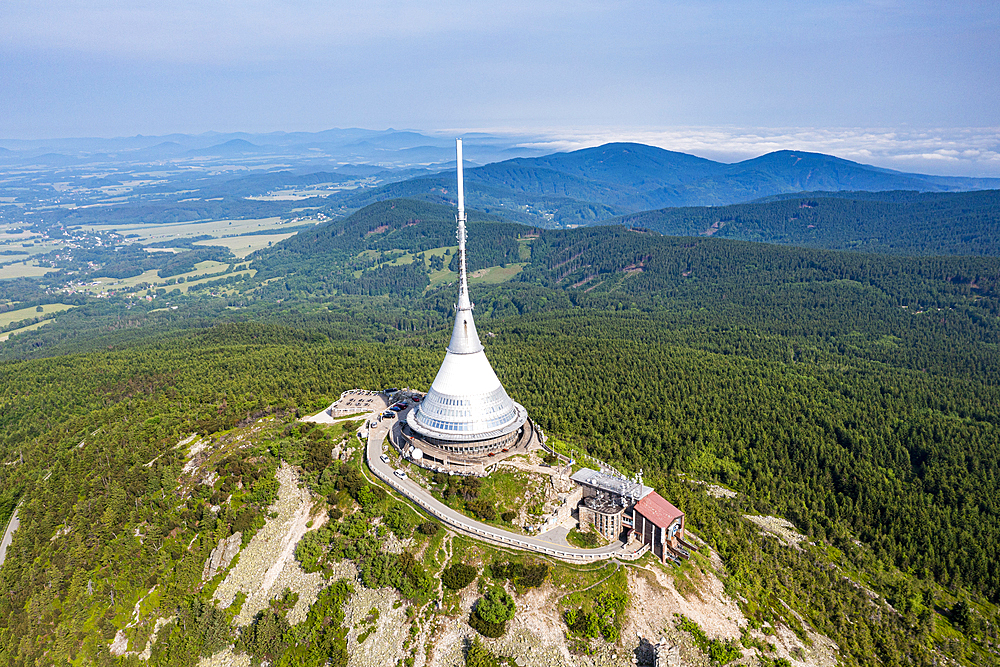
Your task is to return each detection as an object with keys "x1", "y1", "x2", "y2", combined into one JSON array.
[{"x1": 407, "y1": 139, "x2": 528, "y2": 447}]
